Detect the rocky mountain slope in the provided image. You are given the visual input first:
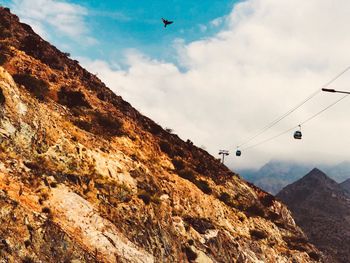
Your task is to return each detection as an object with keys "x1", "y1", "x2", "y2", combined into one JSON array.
[
  {"x1": 239, "y1": 161, "x2": 350, "y2": 194},
  {"x1": 339, "y1": 178, "x2": 350, "y2": 195},
  {"x1": 0, "y1": 6, "x2": 322, "y2": 262},
  {"x1": 277, "y1": 168, "x2": 350, "y2": 263}
]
